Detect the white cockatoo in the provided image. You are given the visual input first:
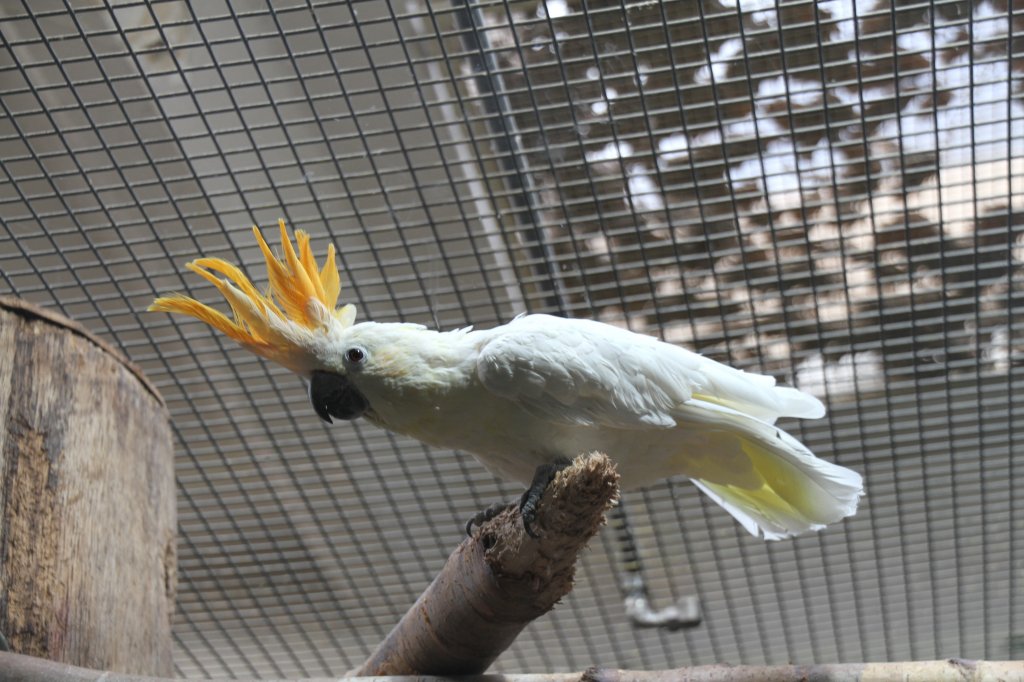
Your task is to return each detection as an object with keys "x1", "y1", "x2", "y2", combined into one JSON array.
[{"x1": 152, "y1": 221, "x2": 863, "y2": 540}]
